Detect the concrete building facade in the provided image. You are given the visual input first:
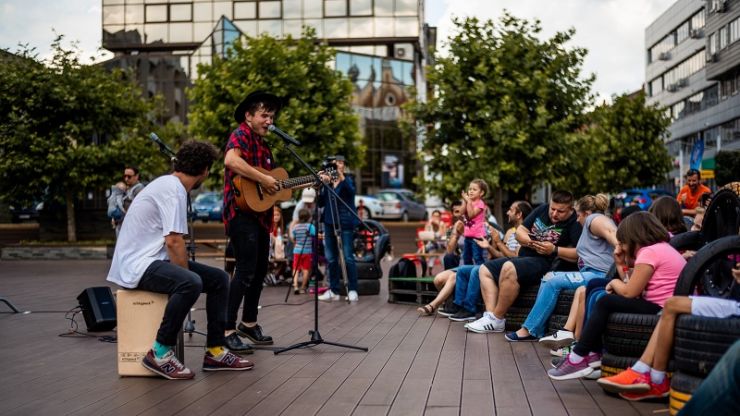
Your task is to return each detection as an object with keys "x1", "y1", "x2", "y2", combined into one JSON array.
[{"x1": 646, "y1": 0, "x2": 740, "y2": 190}]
